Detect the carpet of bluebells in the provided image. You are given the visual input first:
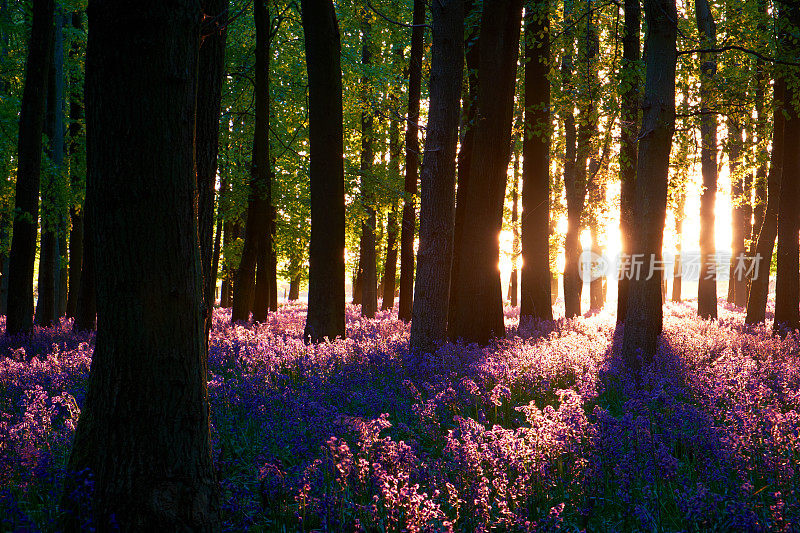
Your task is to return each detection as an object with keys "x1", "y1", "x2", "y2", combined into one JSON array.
[{"x1": 1, "y1": 297, "x2": 799, "y2": 531}]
